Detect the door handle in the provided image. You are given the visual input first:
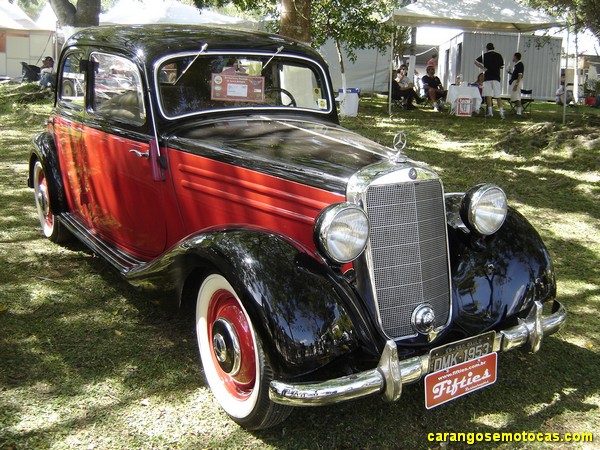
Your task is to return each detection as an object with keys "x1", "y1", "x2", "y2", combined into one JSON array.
[{"x1": 129, "y1": 149, "x2": 150, "y2": 159}]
